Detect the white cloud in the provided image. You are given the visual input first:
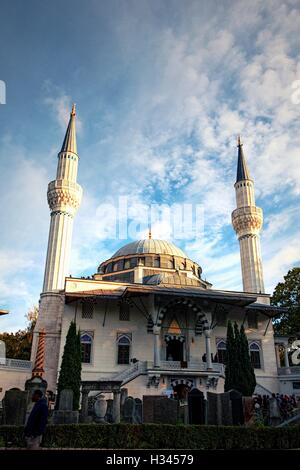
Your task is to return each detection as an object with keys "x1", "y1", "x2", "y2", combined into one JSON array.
[{"x1": 1, "y1": 0, "x2": 300, "y2": 331}]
